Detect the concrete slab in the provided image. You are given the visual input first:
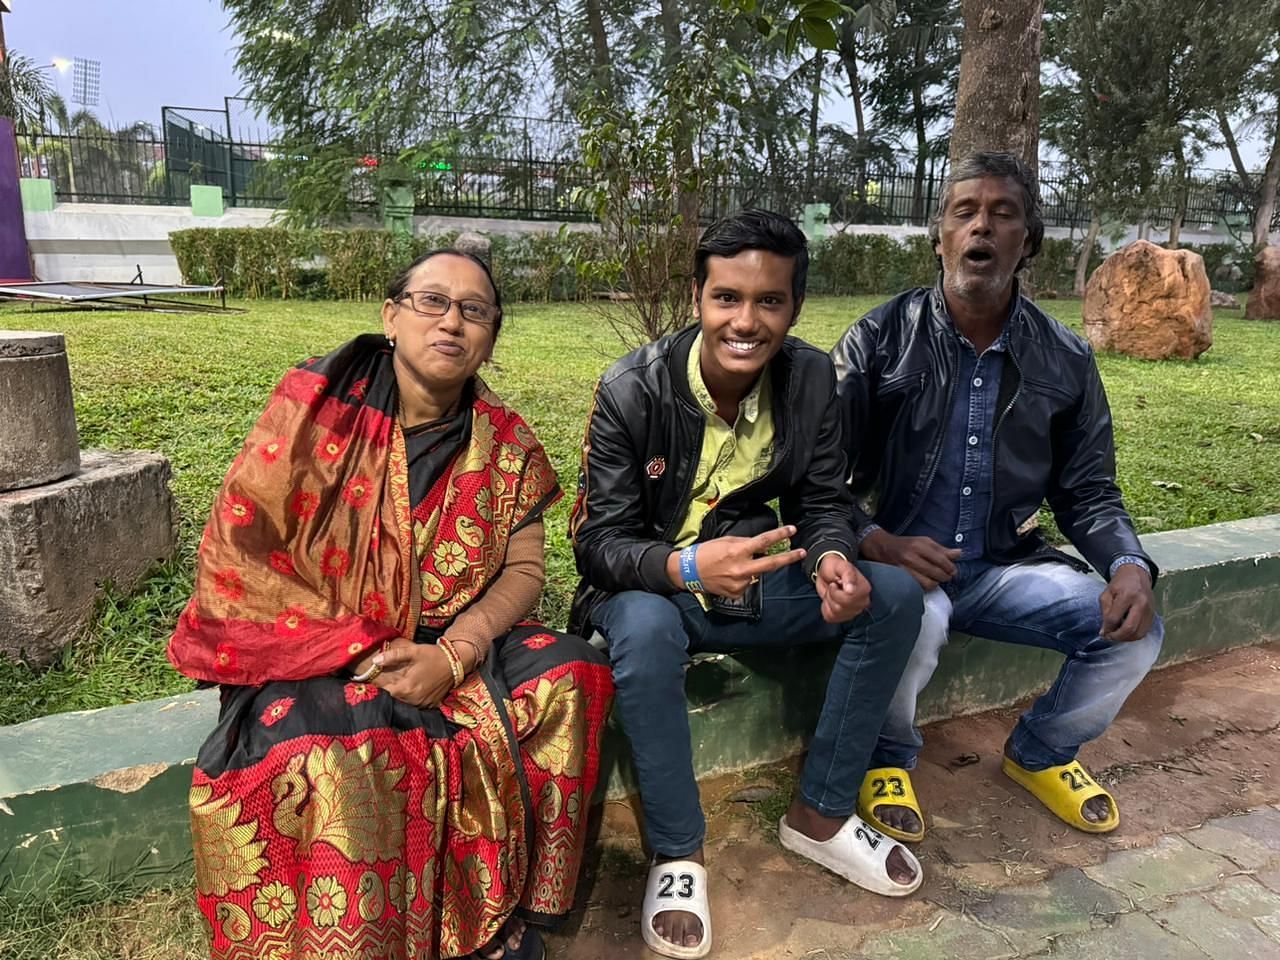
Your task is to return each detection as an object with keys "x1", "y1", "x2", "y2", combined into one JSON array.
[
  {"x1": 1041, "y1": 910, "x2": 1211, "y2": 960},
  {"x1": 967, "y1": 867, "x2": 1131, "y2": 954},
  {"x1": 1083, "y1": 835, "x2": 1233, "y2": 902},
  {"x1": 1155, "y1": 893, "x2": 1280, "y2": 960},
  {"x1": 858, "y1": 911, "x2": 1015, "y2": 960}
]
